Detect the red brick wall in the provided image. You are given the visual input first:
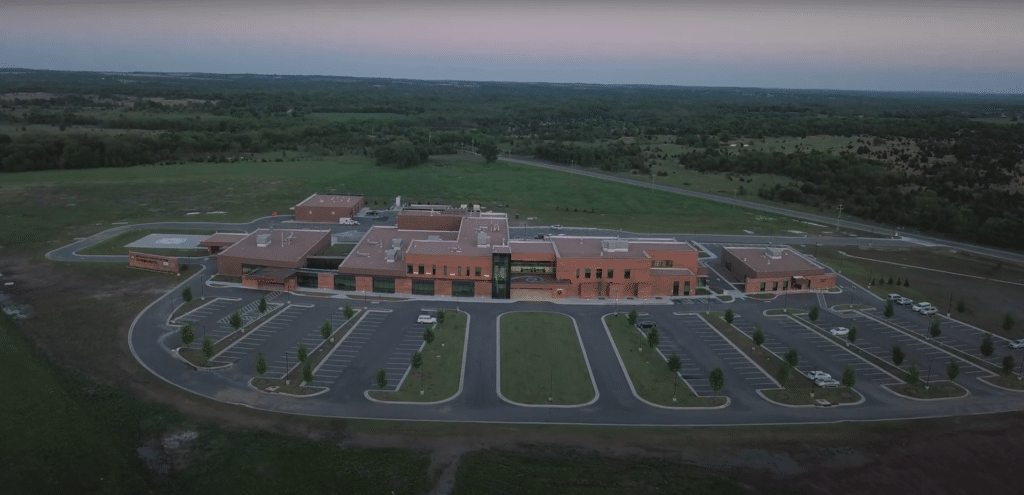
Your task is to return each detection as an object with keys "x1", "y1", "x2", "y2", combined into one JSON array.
[
  {"x1": 355, "y1": 276, "x2": 373, "y2": 292},
  {"x1": 434, "y1": 279, "x2": 452, "y2": 296},
  {"x1": 317, "y1": 272, "x2": 334, "y2": 290},
  {"x1": 295, "y1": 199, "x2": 364, "y2": 222},
  {"x1": 395, "y1": 278, "x2": 413, "y2": 294},
  {"x1": 474, "y1": 281, "x2": 491, "y2": 297},
  {"x1": 637, "y1": 284, "x2": 653, "y2": 299}
]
